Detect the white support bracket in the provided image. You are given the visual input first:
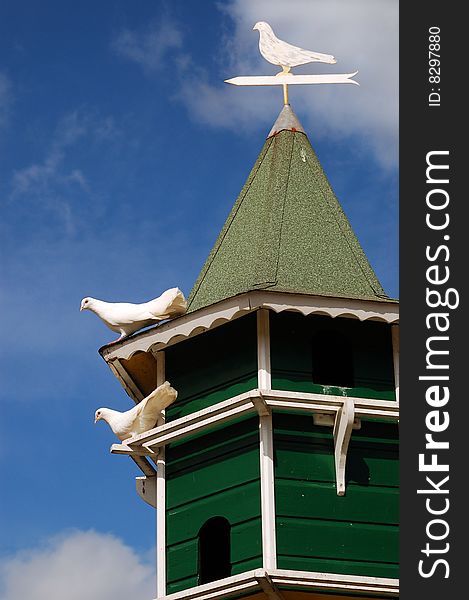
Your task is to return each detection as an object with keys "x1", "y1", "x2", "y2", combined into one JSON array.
[
  {"x1": 136, "y1": 475, "x2": 157, "y2": 508},
  {"x1": 333, "y1": 399, "x2": 355, "y2": 496},
  {"x1": 130, "y1": 455, "x2": 157, "y2": 477},
  {"x1": 110, "y1": 389, "x2": 397, "y2": 490},
  {"x1": 253, "y1": 392, "x2": 270, "y2": 417},
  {"x1": 255, "y1": 569, "x2": 286, "y2": 600}
]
